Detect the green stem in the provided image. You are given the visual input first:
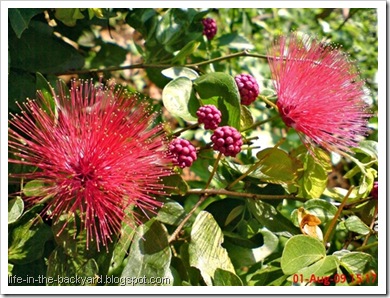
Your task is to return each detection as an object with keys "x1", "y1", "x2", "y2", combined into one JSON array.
[
  {"x1": 259, "y1": 95, "x2": 278, "y2": 110},
  {"x1": 241, "y1": 115, "x2": 279, "y2": 132},
  {"x1": 205, "y1": 152, "x2": 222, "y2": 189},
  {"x1": 55, "y1": 50, "x2": 271, "y2": 76},
  {"x1": 186, "y1": 188, "x2": 303, "y2": 201},
  {"x1": 323, "y1": 186, "x2": 354, "y2": 245},
  {"x1": 355, "y1": 241, "x2": 378, "y2": 251},
  {"x1": 168, "y1": 123, "x2": 199, "y2": 138}
]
